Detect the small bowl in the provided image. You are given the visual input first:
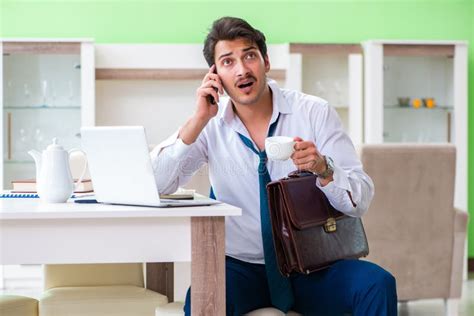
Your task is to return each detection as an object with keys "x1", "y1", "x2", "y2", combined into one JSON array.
[
  {"x1": 397, "y1": 97, "x2": 410, "y2": 107},
  {"x1": 422, "y1": 98, "x2": 436, "y2": 108}
]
